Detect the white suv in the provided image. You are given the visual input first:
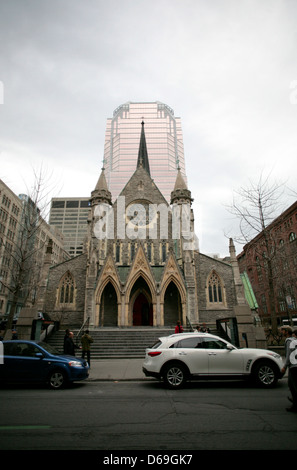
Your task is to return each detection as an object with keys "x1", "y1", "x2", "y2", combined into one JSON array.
[{"x1": 143, "y1": 332, "x2": 283, "y2": 389}]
